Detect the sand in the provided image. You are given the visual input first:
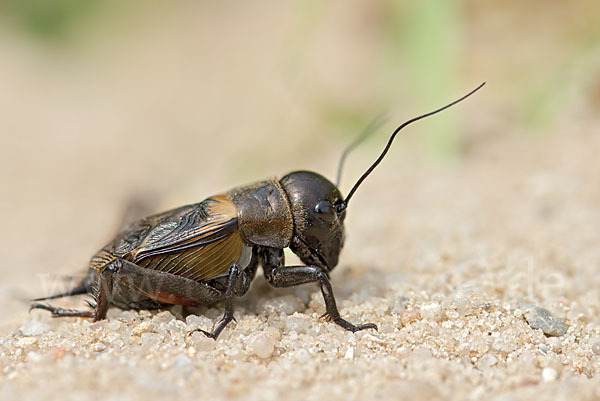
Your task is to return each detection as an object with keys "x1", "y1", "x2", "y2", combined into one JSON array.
[
  {"x1": 2, "y1": 125, "x2": 600, "y2": 401},
  {"x1": 1, "y1": 3, "x2": 599, "y2": 399}
]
